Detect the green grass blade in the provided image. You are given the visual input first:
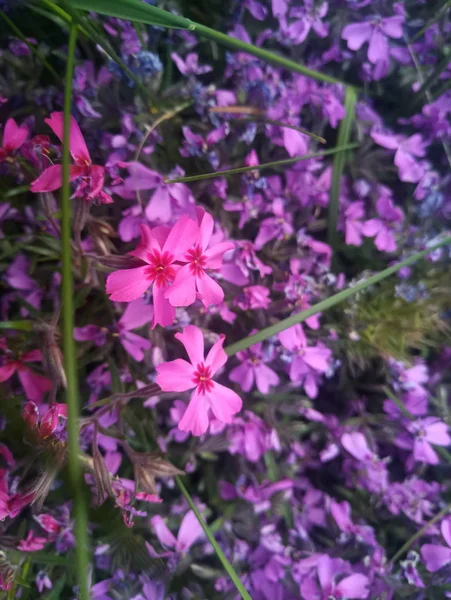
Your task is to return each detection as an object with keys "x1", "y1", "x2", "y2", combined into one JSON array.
[
  {"x1": 61, "y1": 22, "x2": 90, "y2": 600},
  {"x1": 0, "y1": 9, "x2": 59, "y2": 82},
  {"x1": 327, "y1": 87, "x2": 357, "y2": 250},
  {"x1": 69, "y1": 0, "x2": 356, "y2": 86},
  {"x1": 176, "y1": 476, "x2": 252, "y2": 600},
  {"x1": 0, "y1": 321, "x2": 33, "y2": 331},
  {"x1": 164, "y1": 144, "x2": 359, "y2": 184},
  {"x1": 224, "y1": 236, "x2": 451, "y2": 356}
]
